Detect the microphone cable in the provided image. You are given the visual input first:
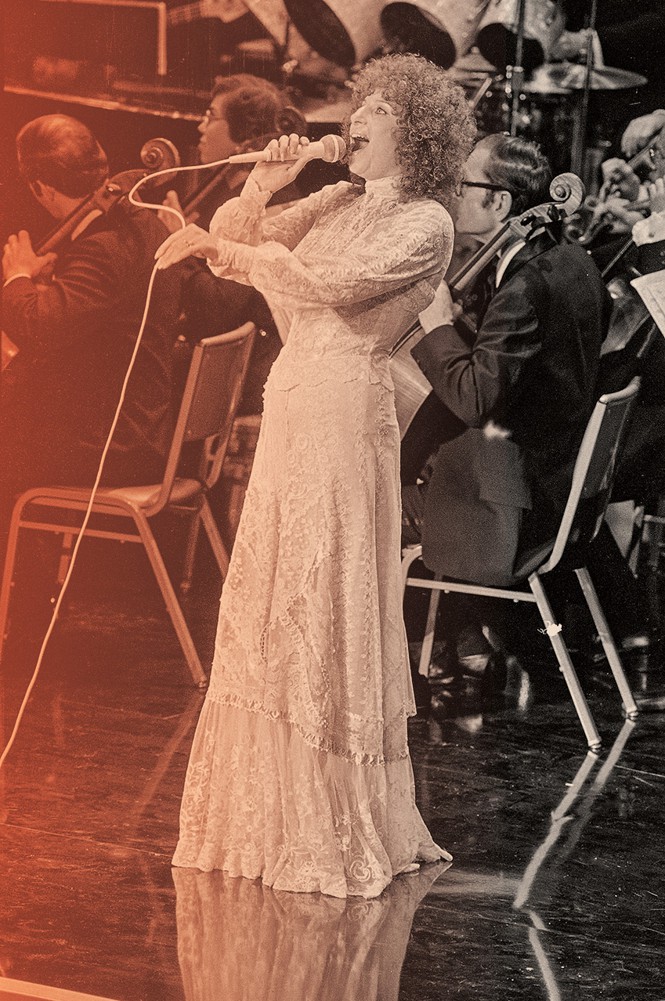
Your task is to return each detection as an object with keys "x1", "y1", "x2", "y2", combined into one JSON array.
[
  {"x1": 0, "y1": 263, "x2": 160, "y2": 772},
  {"x1": 126, "y1": 155, "x2": 234, "y2": 220},
  {"x1": 0, "y1": 155, "x2": 237, "y2": 771},
  {"x1": 1, "y1": 135, "x2": 346, "y2": 766}
]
